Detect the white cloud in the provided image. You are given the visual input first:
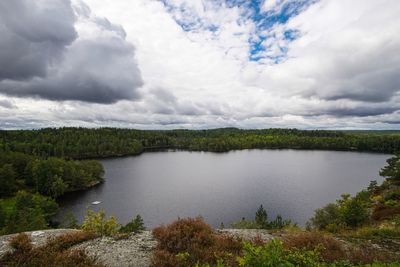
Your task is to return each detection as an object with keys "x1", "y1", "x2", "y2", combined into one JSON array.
[{"x1": 1, "y1": 0, "x2": 400, "y2": 129}]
